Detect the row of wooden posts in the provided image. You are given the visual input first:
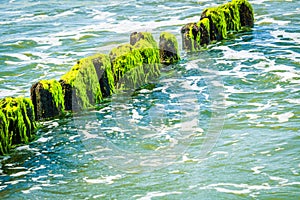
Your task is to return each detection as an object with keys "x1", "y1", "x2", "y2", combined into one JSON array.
[{"x1": 0, "y1": 0, "x2": 254, "y2": 155}]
